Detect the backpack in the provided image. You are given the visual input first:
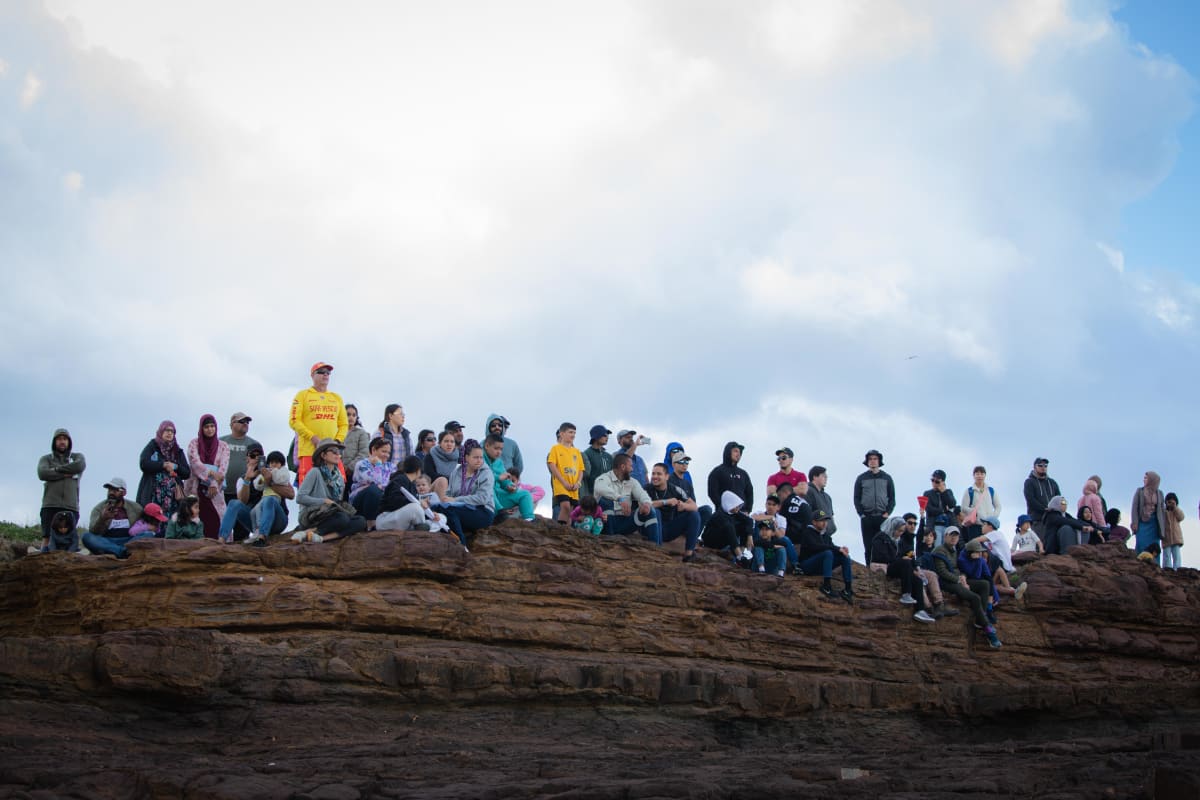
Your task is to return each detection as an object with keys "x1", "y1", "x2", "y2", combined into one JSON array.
[{"x1": 967, "y1": 485, "x2": 994, "y2": 509}]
